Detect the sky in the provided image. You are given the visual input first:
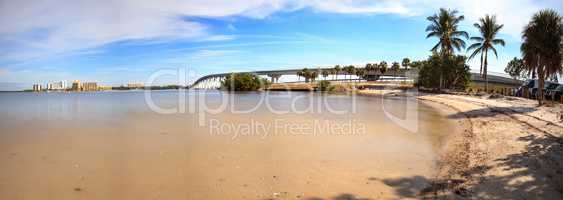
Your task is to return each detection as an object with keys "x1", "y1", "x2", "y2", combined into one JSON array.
[{"x1": 0, "y1": 0, "x2": 562, "y2": 90}]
